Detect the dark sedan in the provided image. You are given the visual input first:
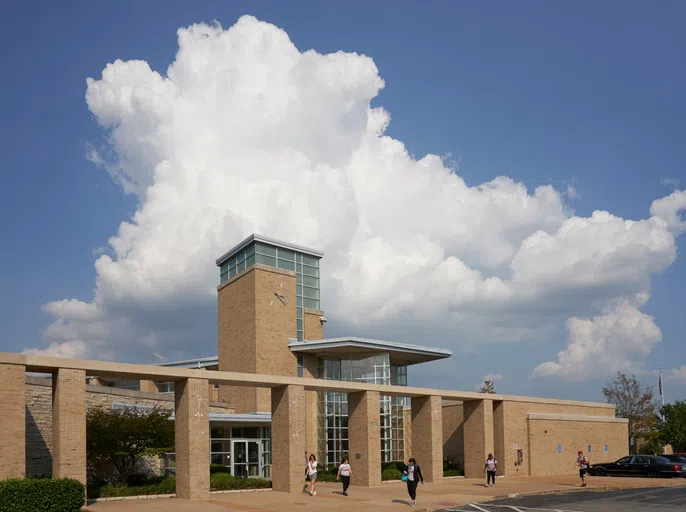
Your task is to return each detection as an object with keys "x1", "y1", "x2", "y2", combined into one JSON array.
[{"x1": 590, "y1": 455, "x2": 686, "y2": 478}]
